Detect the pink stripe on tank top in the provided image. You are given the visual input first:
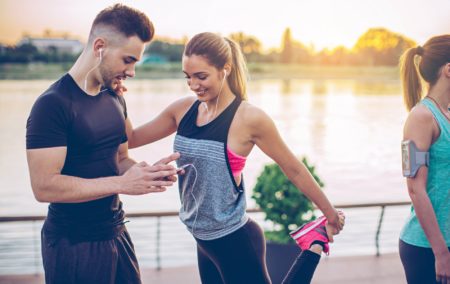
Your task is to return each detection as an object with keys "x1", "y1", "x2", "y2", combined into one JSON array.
[{"x1": 227, "y1": 146, "x2": 247, "y2": 177}]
